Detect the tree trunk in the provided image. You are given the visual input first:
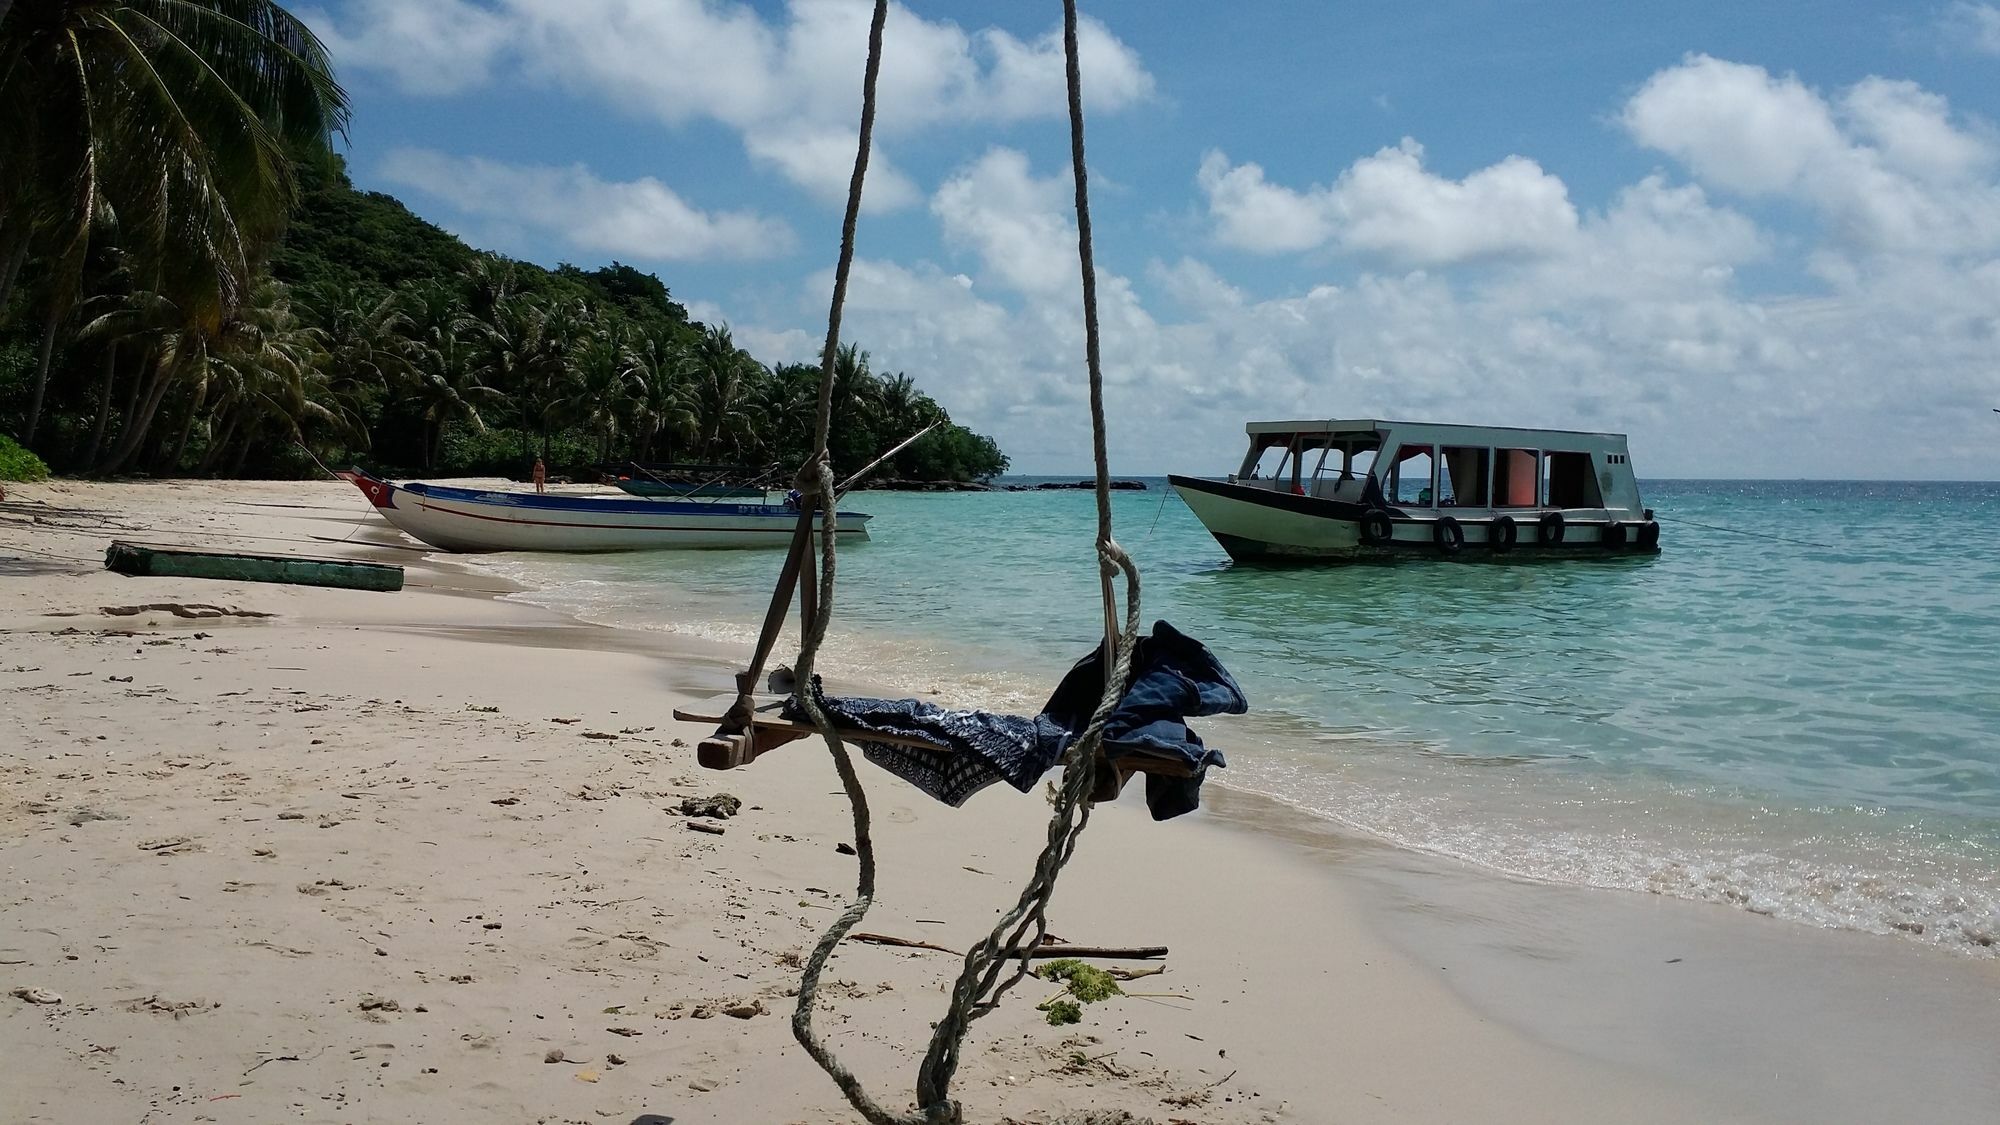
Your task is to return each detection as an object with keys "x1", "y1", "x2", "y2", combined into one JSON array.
[
  {"x1": 23, "y1": 300, "x2": 62, "y2": 444},
  {"x1": 84, "y1": 347, "x2": 117, "y2": 466},
  {"x1": 199, "y1": 409, "x2": 239, "y2": 474},
  {"x1": 0, "y1": 235, "x2": 28, "y2": 319},
  {"x1": 228, "y1": 433, "x2": 252, "y2": 477},
  {"x1": 167, "y1": 398, "x2": 202, "y2": 473},
  {"x1": 100, "y1": 361, "x2": 177, "y2": 474},
  {"x1": 422, "y1": 417, "x2": 435, "y2": 471}
]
